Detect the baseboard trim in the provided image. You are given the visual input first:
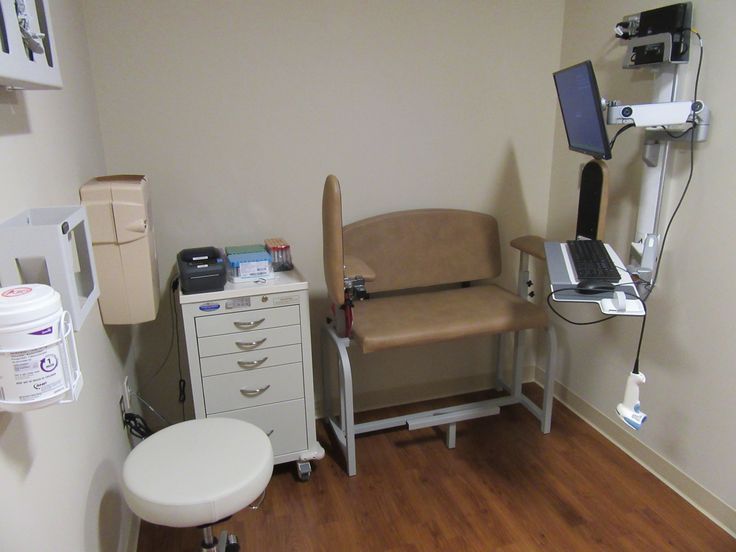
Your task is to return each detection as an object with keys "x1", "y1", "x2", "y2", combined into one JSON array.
[{"x1": 536, "y1": 367, "x2": 736, "y2": 538}]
